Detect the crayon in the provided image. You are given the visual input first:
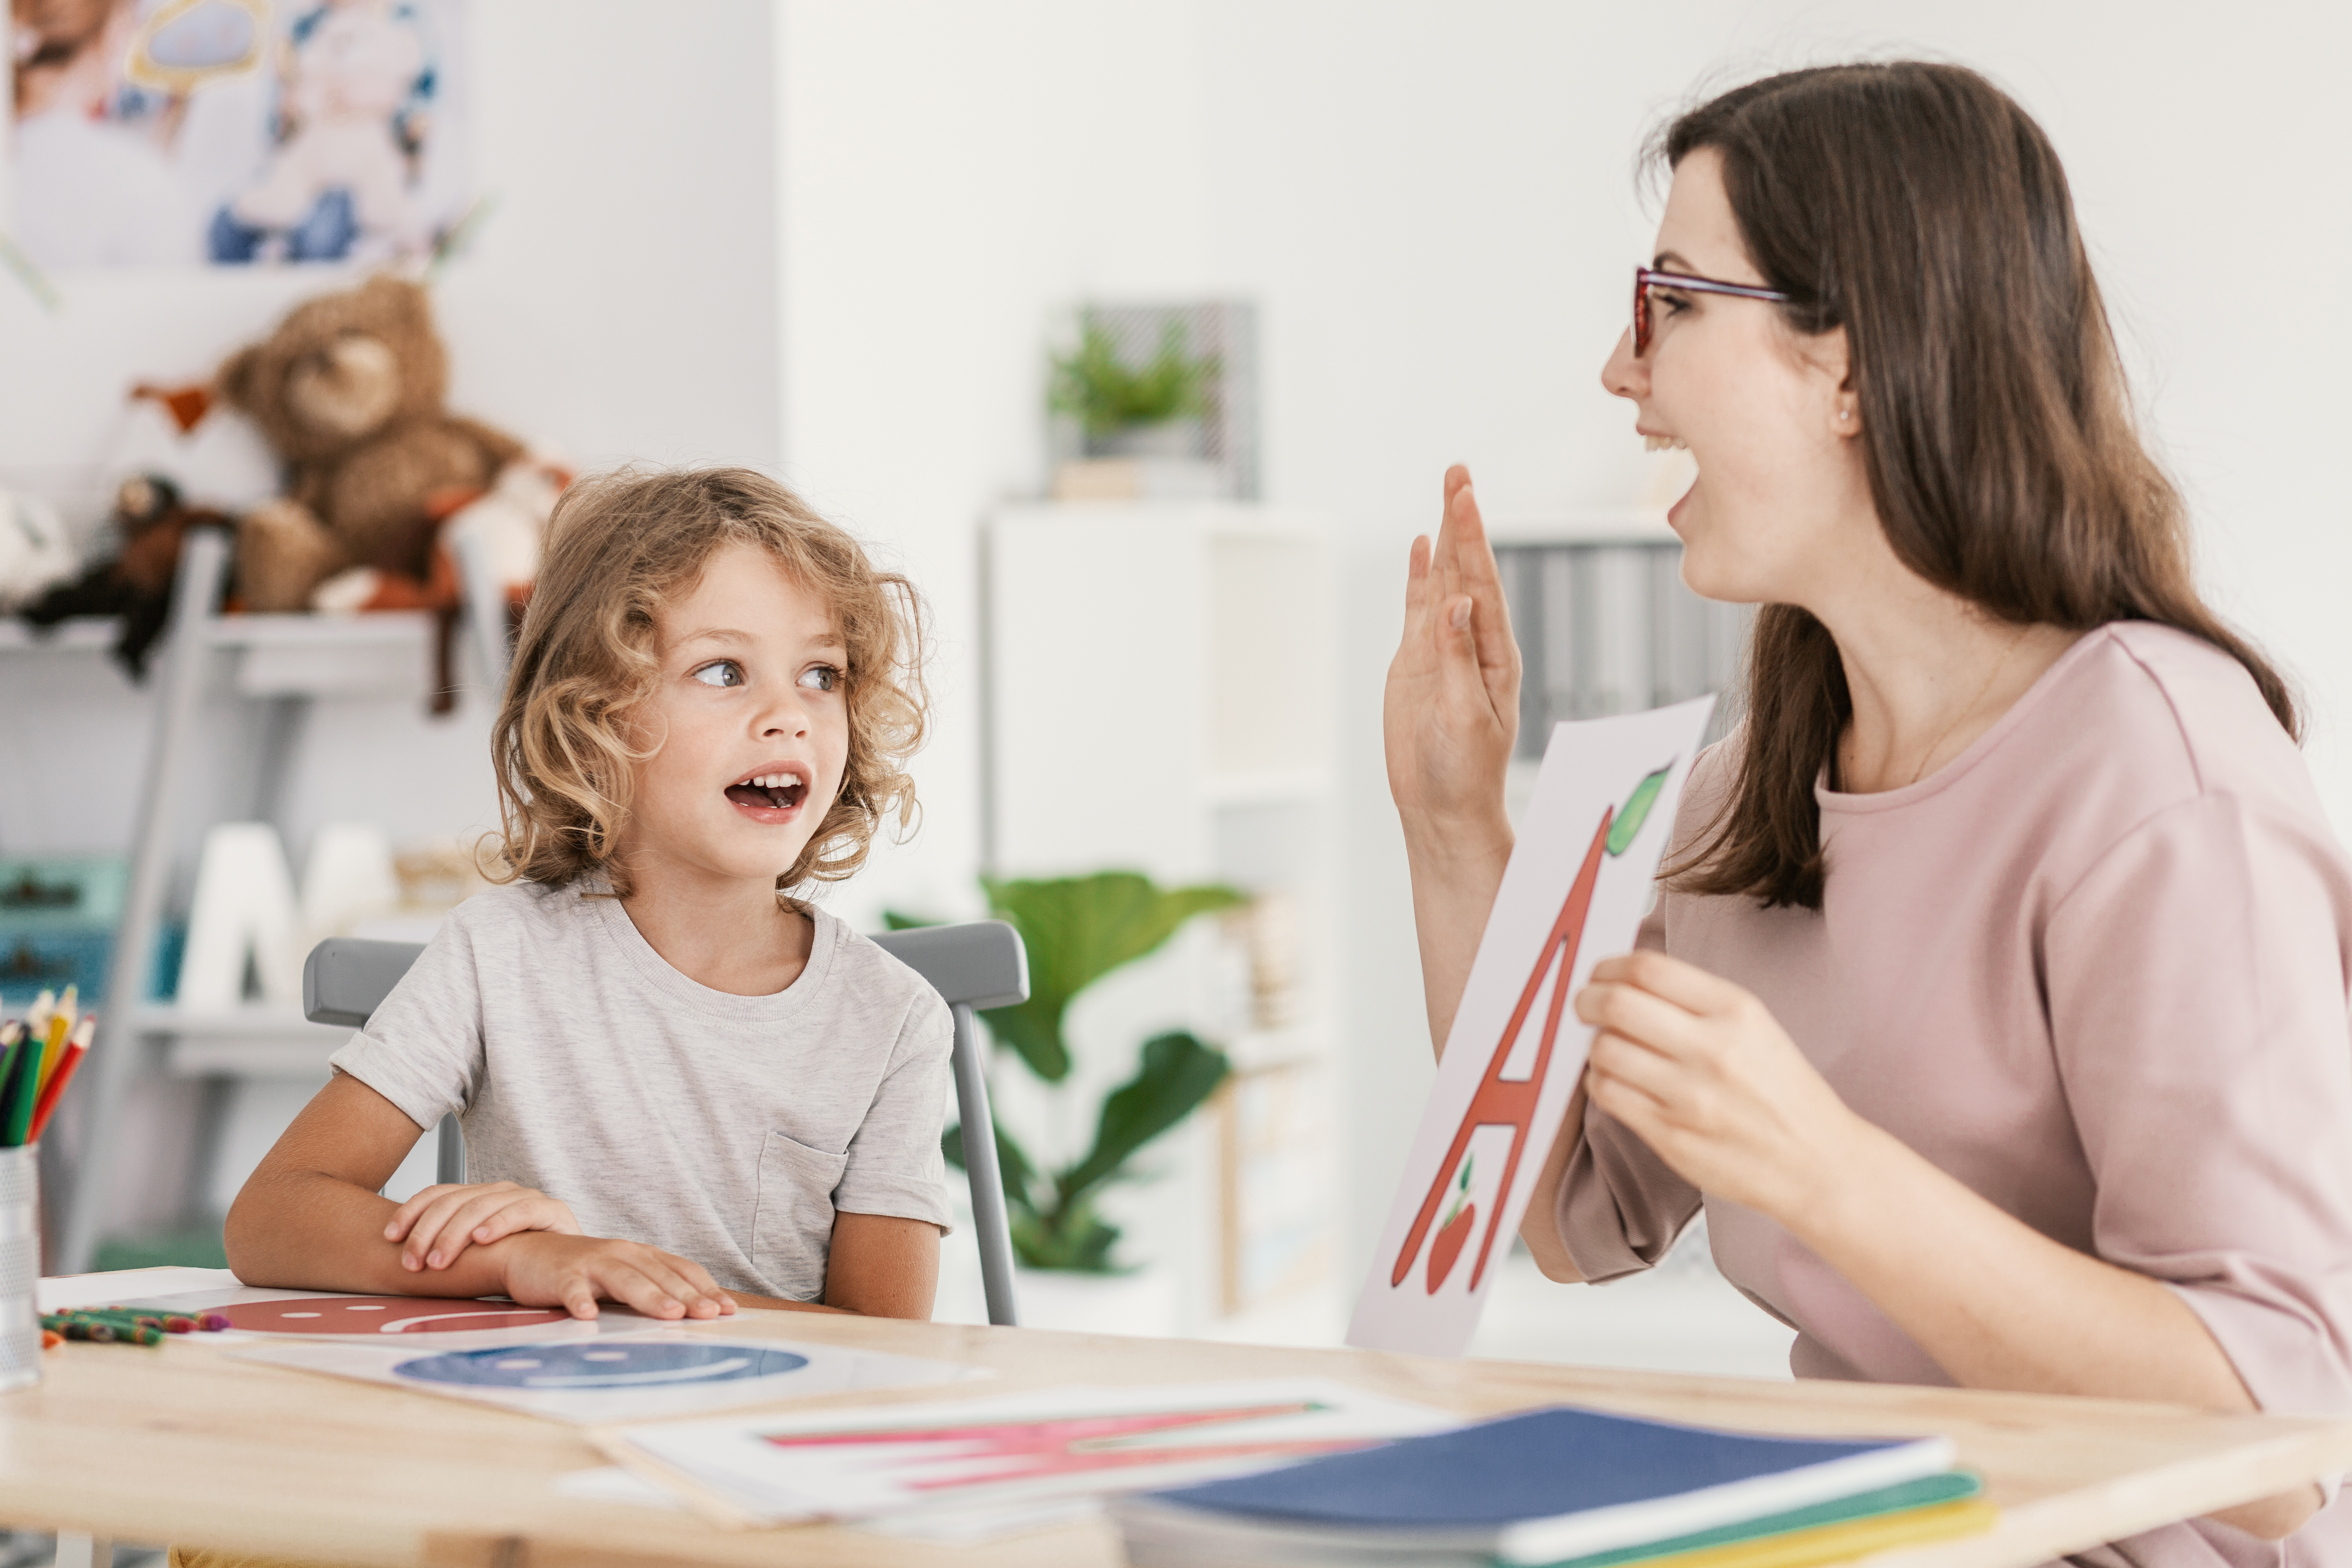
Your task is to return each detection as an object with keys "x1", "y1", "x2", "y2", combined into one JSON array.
[
  {"x1": 42, "y1": 1329, "x2": 62, "y2": 1350},
  {"x1": 199, "y1": 1313, "x2": 232, "y2": 1331}
]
